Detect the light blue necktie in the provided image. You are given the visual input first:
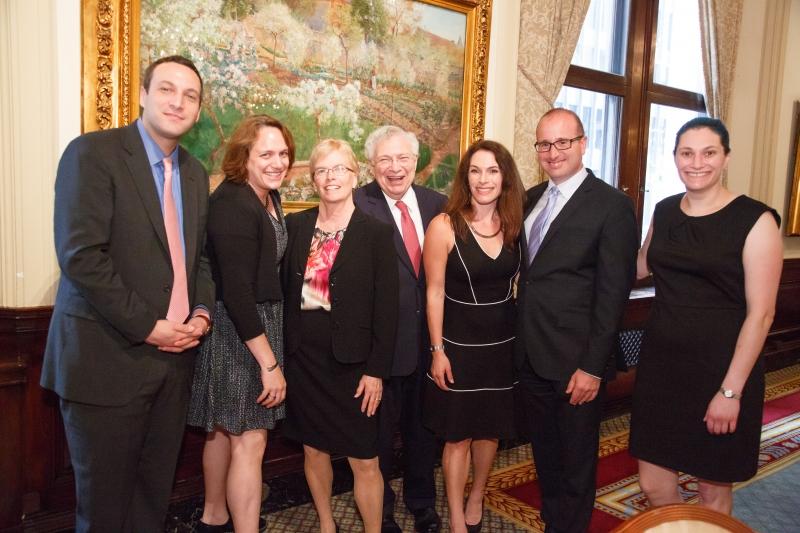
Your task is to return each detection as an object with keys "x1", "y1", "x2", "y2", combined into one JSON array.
[{"x1": 527, "y1": 186, "x2": 559, "y2": 264}]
